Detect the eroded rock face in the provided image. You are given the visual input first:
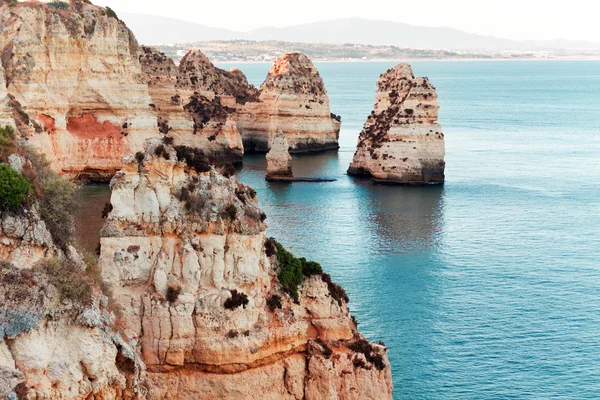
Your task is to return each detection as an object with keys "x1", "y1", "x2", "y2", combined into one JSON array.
[
  {"x1": 265, "y1": 130, "x2": 293, "y2": 181},
  {"x1": 99, "y1": 139, "x2": 392, "y2": 399},
  {"x1": 348, "y1": 64, "x2": 445, "y2": 184},
  {"x1": 235, "y1": 52, "x2": 341, "y2": 153},
  {"x1": 139, "y1": 47, "x2": 244, "y2": 164},
  {"x1": 0, "y1": 2, "x2": 159, "y2": 180},
  {"x1": 0, "y1": 179, "x2": 145, "y2": 399}
]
